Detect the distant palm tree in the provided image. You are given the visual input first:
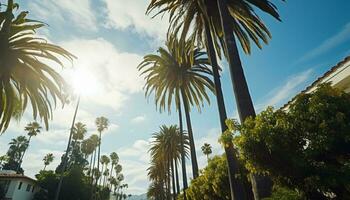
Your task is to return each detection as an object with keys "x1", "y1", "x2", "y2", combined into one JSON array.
[
  {"x1": 100, "y1": 155, "x2": 110, "y2": 186},
  {"x1": 139, "y1": 34, "x2": 214, "y2": 181},
  {"x1": 17, "y1": 122, "x2": 42, "y2": 170},
  {"x1": 148, "y1": 125, "x2": 190, "y2": 200},
  {"x1": 0, "y1": 0, "x2": 75, "y2": 132},
  {"x1": 95, "y1": 117, "x2": 108, "y2": 186},
  {"x1": 201, "y1": 143, "x2": 212, "y2": 163},
  {"x1": 109, "y1": 152, "x2": 119, "y2": 187},
  {"x1": 72, "y1": 122, "x2": 87, "y2": 145},
  {"x1": 147, "y1": 0, "x2": 282, "y2": 198},
  {"x1": 6, "y1": 136, "x2": 28, "y2": 172},
  {"x1": 43, "y1": 153, "x2": 54, "y2": 170}
]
